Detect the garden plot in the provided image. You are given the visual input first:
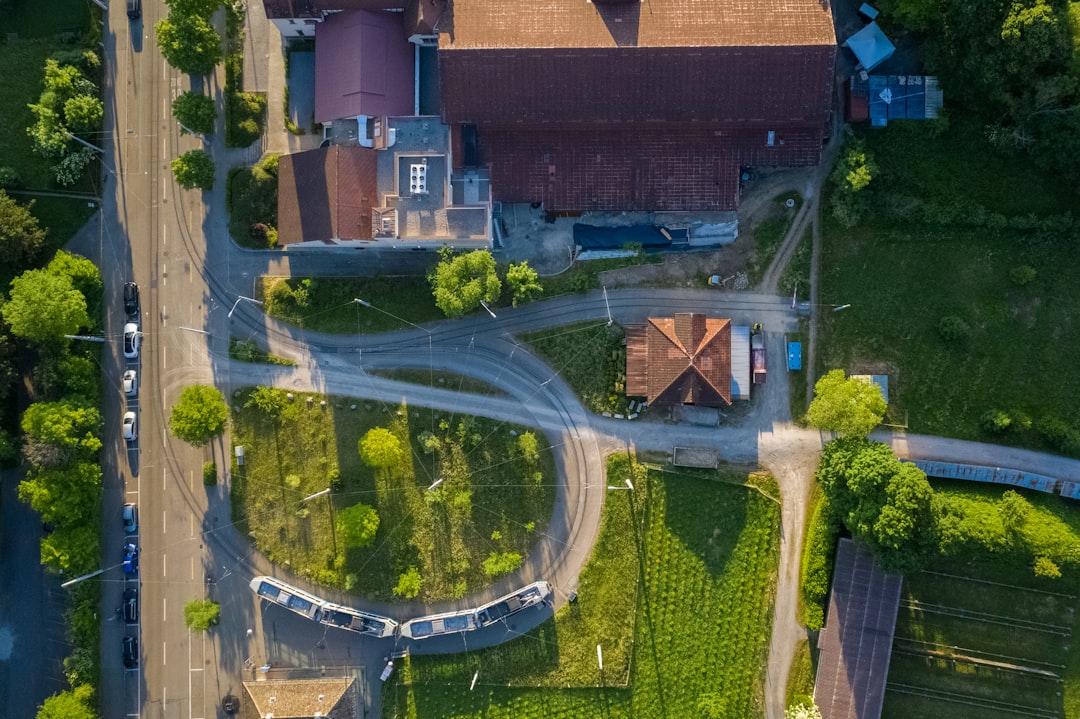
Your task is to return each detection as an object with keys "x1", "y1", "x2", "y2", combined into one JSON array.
[{"x1": 884, "y1": 570, "x2": 1076, "y2": 719}]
